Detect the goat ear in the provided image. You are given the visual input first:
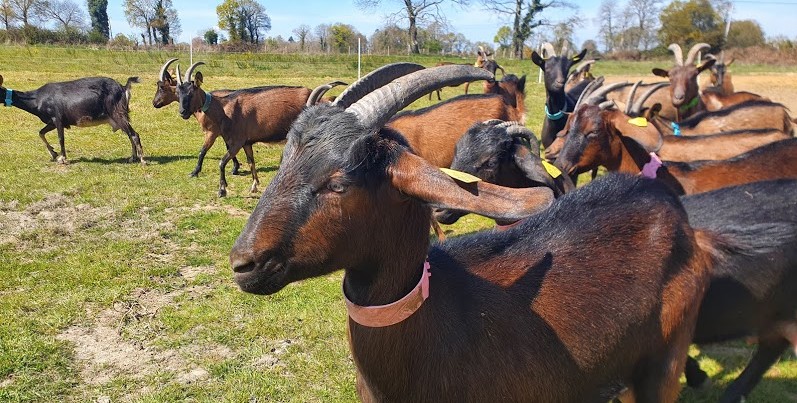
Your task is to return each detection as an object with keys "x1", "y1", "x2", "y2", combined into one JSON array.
[
  {"x1": 531, "y1": 52, "x2": 545, "y2": 69},
  {"x1": 0, "y1": 75, "x2": 4, "y2": 87},
  {"x1": 194, "y1": 71, "x2": 204, "y2": 87},
  {"x1": 389, "y1": 151, "x2": 554, "y2": 222},
  {"x1": 512, "y1": 143, "x2": 560, "y2": 194},
  {"x1": 572, "y1": 48, "x2": 588, "y2": 63},
  {"x1": 696, "y1": 58, "x2": 716, "y2": 74},
  {"x1": 517, "y1": 75, "x2": 527, "y2": 93},
  {"x1": 652, "y1": 68, "x2": 669, "y2": 78}
]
